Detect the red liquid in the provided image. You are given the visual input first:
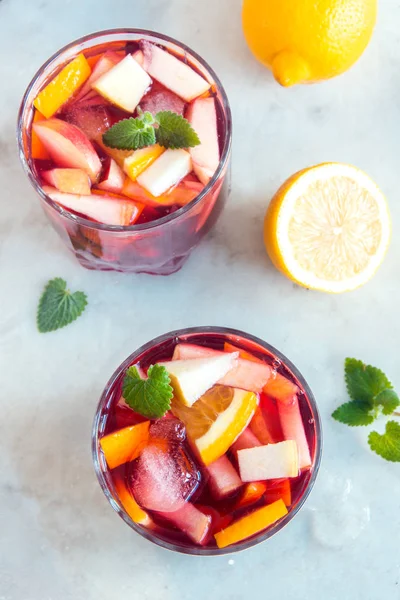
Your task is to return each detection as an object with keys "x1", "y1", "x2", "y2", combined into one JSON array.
[
  {"x1": 25, "y1": 36, "x2": 230, "y2": 275},
  {"x1": 97, "y1": 332, "x2": 319, "y2": 551}
]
